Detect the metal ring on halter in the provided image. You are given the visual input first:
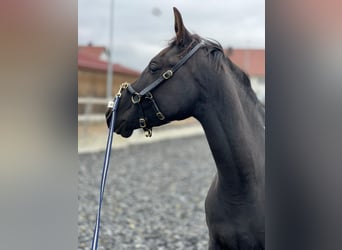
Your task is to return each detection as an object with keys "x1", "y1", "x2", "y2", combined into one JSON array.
[
  {"x1": 131, "y1": 93, "x2": 141, "y2": 104},
  {"x1": 144, "y1": 128, "x2": 152, "y2": 137}
]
